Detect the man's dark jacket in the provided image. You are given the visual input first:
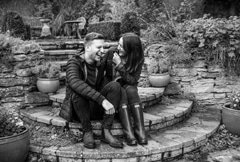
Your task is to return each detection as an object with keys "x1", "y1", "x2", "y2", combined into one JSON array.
[{"x1": 59, "y1": 53, "x2": 113, "y2": 122}]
